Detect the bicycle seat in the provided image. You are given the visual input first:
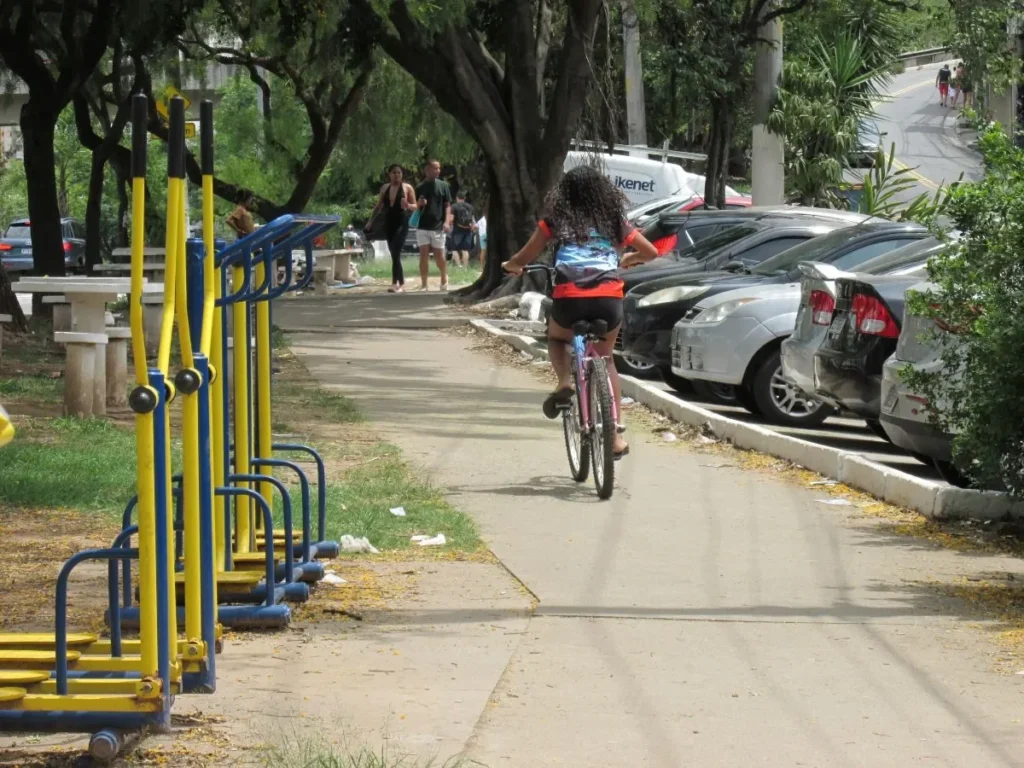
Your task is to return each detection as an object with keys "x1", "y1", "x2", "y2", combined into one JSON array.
[{"x1": 572, "y1": 319, "x2": 609, "y2": 338}]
